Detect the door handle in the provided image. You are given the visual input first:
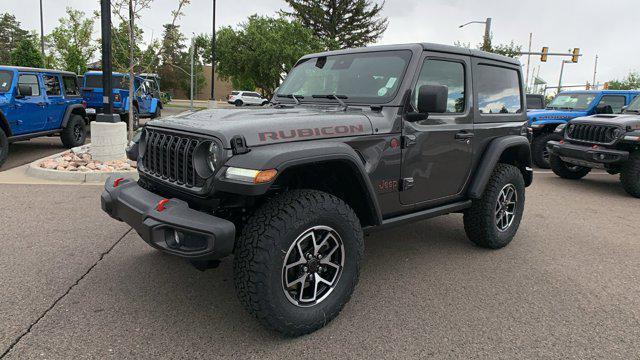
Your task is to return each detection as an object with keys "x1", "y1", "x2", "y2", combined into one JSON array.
[{"x1": 455, "y1": 131, "x2": 474, "y2": 140}]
